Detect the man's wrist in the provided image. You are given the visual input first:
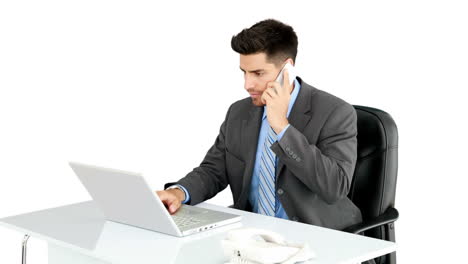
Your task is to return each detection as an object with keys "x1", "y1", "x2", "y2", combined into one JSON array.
[
  {"x1": 277, "y1": 124, "x2": 290, "y2": 141},
  {"x1": 272, "y1": 119, "x2": 289, "y2": 134}
]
